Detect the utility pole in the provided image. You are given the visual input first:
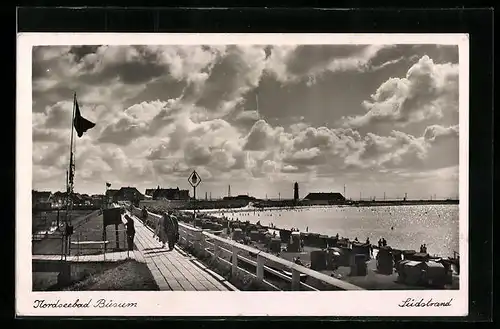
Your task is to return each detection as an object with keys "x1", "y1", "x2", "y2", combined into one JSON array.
[
  {"x1": 384, "y1": 192, "x2": 386, "y2": 201},
  {"x1": 343, "y1": 184, "x2": 346, "y2": 198}
]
